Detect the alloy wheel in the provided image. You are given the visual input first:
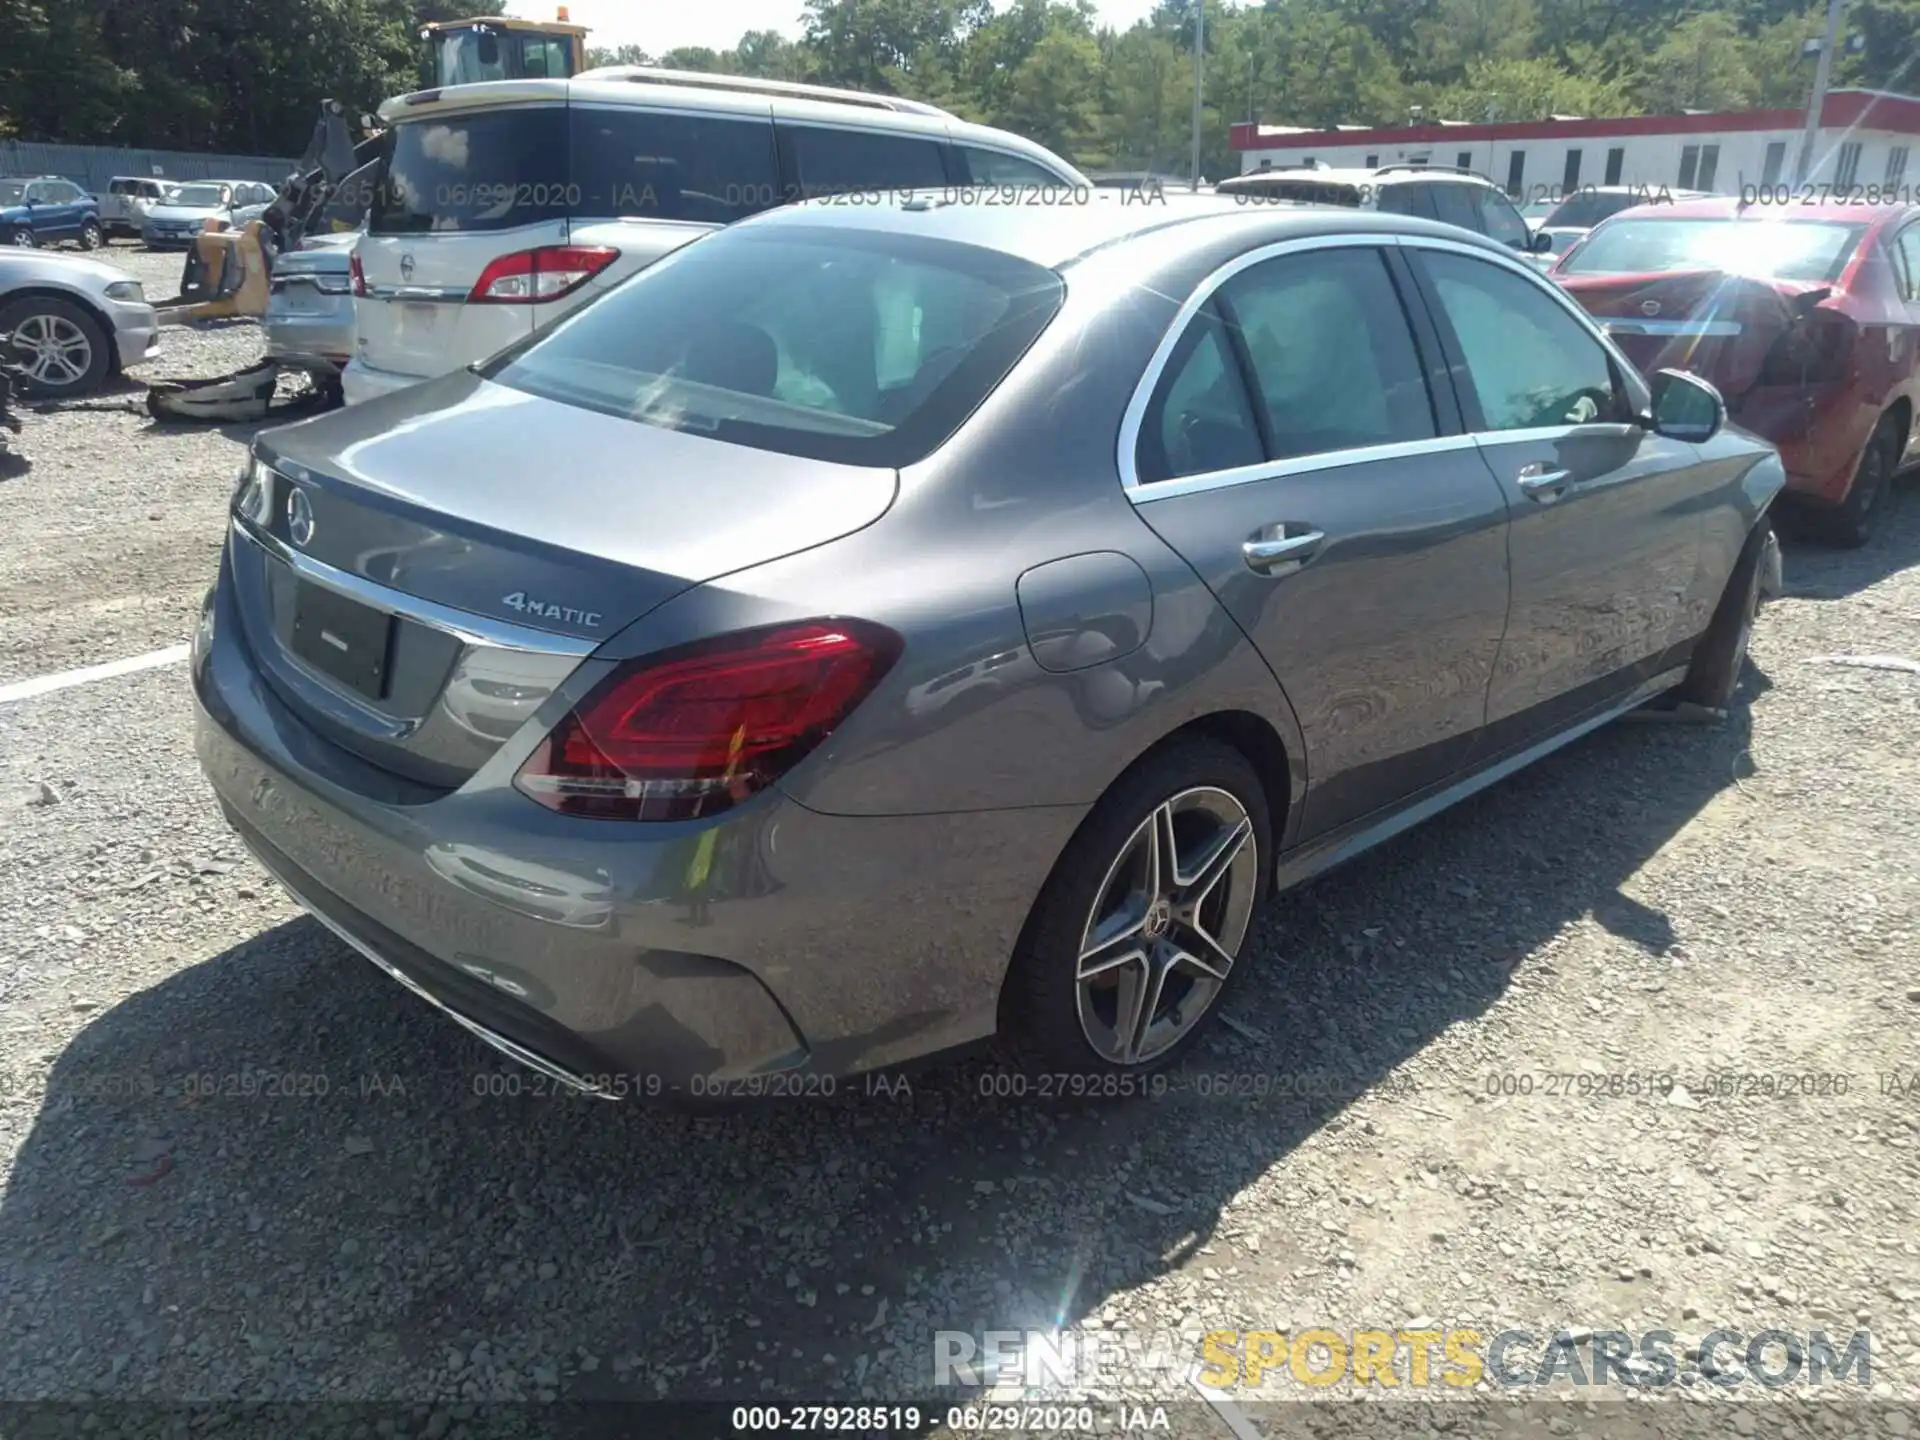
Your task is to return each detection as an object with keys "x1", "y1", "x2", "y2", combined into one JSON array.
[
  {"x1": 1075, "y1": 786, "x2": 1258, "y2": 1065},
  {"x1": 13, "y1": 314, "x2": 94, "y2": 389},
  {"x1": 7, "y1": 229, "x2": 34, "y2": 248}
]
